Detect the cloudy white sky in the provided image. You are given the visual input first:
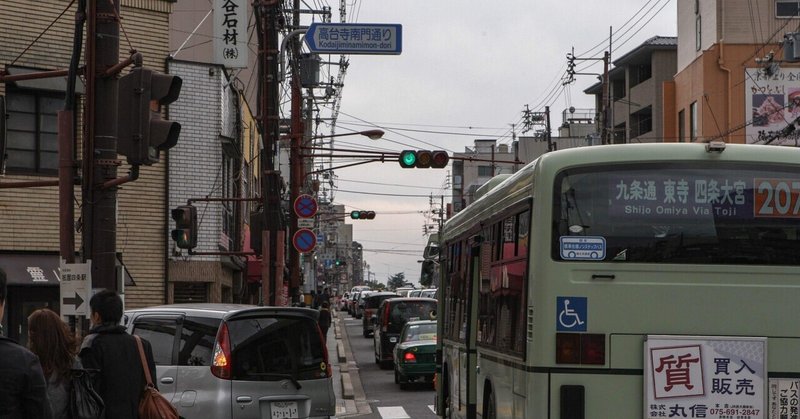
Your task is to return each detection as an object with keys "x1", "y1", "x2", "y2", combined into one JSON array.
[{"x1": 313, "y1": 0, "x2": 677, "y2": 287}]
